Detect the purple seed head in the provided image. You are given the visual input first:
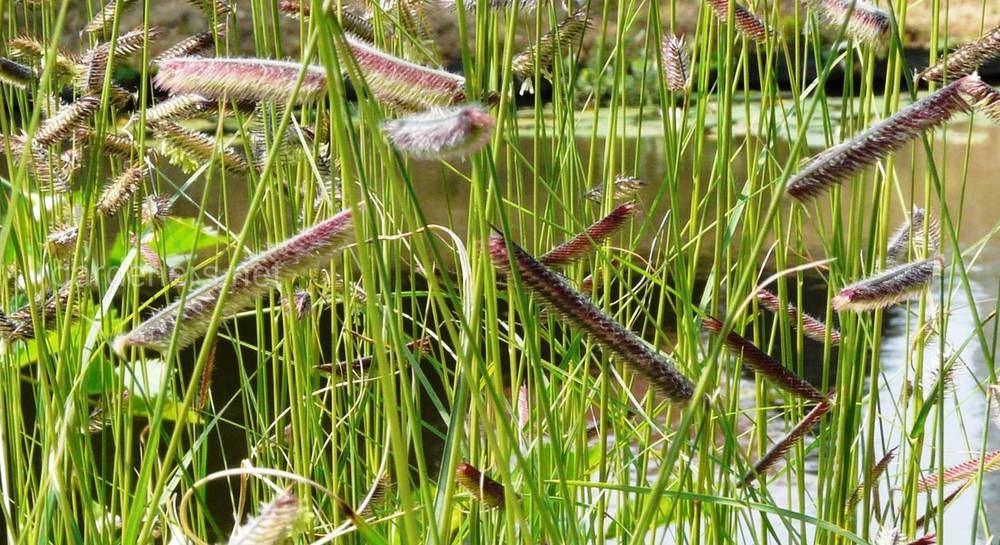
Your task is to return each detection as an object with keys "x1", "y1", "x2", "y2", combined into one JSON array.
[
  {"x1": 787, "y1": 76, "x2": 973, "y2": 201},
  {"x1": 345, "y1": 36, "x2": 466, "y2": 111},
  {"x1": 916, "y1": 449, "x2": 1000, "y2": 491},
  {"x1": 705, "y1": 0, "x2": 769, "y2": 42},
  {"x1": 539, "y1": 202, "x2": 640, "y2": 267},
  {"x1": 455, "y1": 462, "x2": 508, "y2": 508},
  {"x1": 805, "y1": 0, "x2": 890, "y2": 45},
  {"x1": 490, "y1": 233, "x2": 694, "y2": 402},
  {"x1": 832, "y1": 257, "x2": 940, "y2": 312},
  {"x1": 703, "y1": 315, "x2": 829, "y2": 402},
  {"x1": 756, "y1": 288, "x2": 841, "y2": 345},
  {"x1": 918, "y1": 23, "x2": 1000, "y2": 83},
  {"x1": 155, "y1": 57, "x2": 328, "y2": 104},
  {"x1": 661, "y1": 34, "x2": 690, "y2": 92},
  {"x1": 740, "y1": 400, "x2": 832, "y2": 485},
  {"x1": 382, "y1": 104, "x2": 495, "y2": 160},
  {"x1": 113, "y1": 208, "x2": 355, "y2": 356}
]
